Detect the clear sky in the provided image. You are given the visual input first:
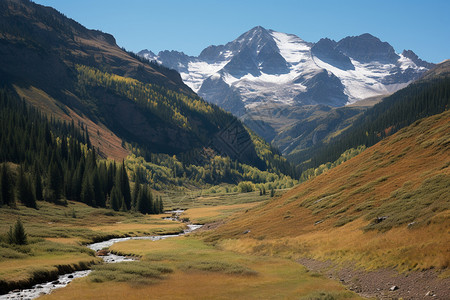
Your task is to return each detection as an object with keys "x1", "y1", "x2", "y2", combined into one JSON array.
[{"x1": 33, "y1": 0, "x2": 449, "y2": 63}]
